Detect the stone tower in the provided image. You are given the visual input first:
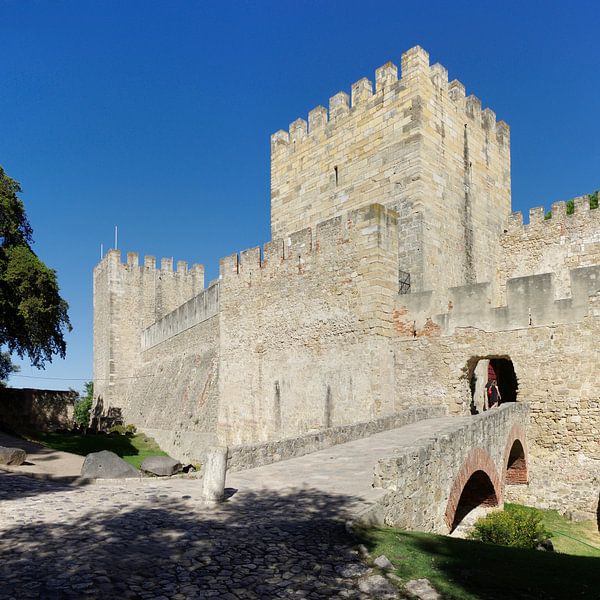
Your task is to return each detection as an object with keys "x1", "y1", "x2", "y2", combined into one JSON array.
[{"x1": 270, "y1": 46, "x2": 511, "y2": 299}]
